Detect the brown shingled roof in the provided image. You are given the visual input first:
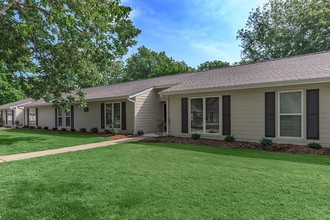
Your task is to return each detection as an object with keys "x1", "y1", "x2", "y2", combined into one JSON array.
[{"x1": 2, "y1": 51, "x2": 330, "y2": 108}]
